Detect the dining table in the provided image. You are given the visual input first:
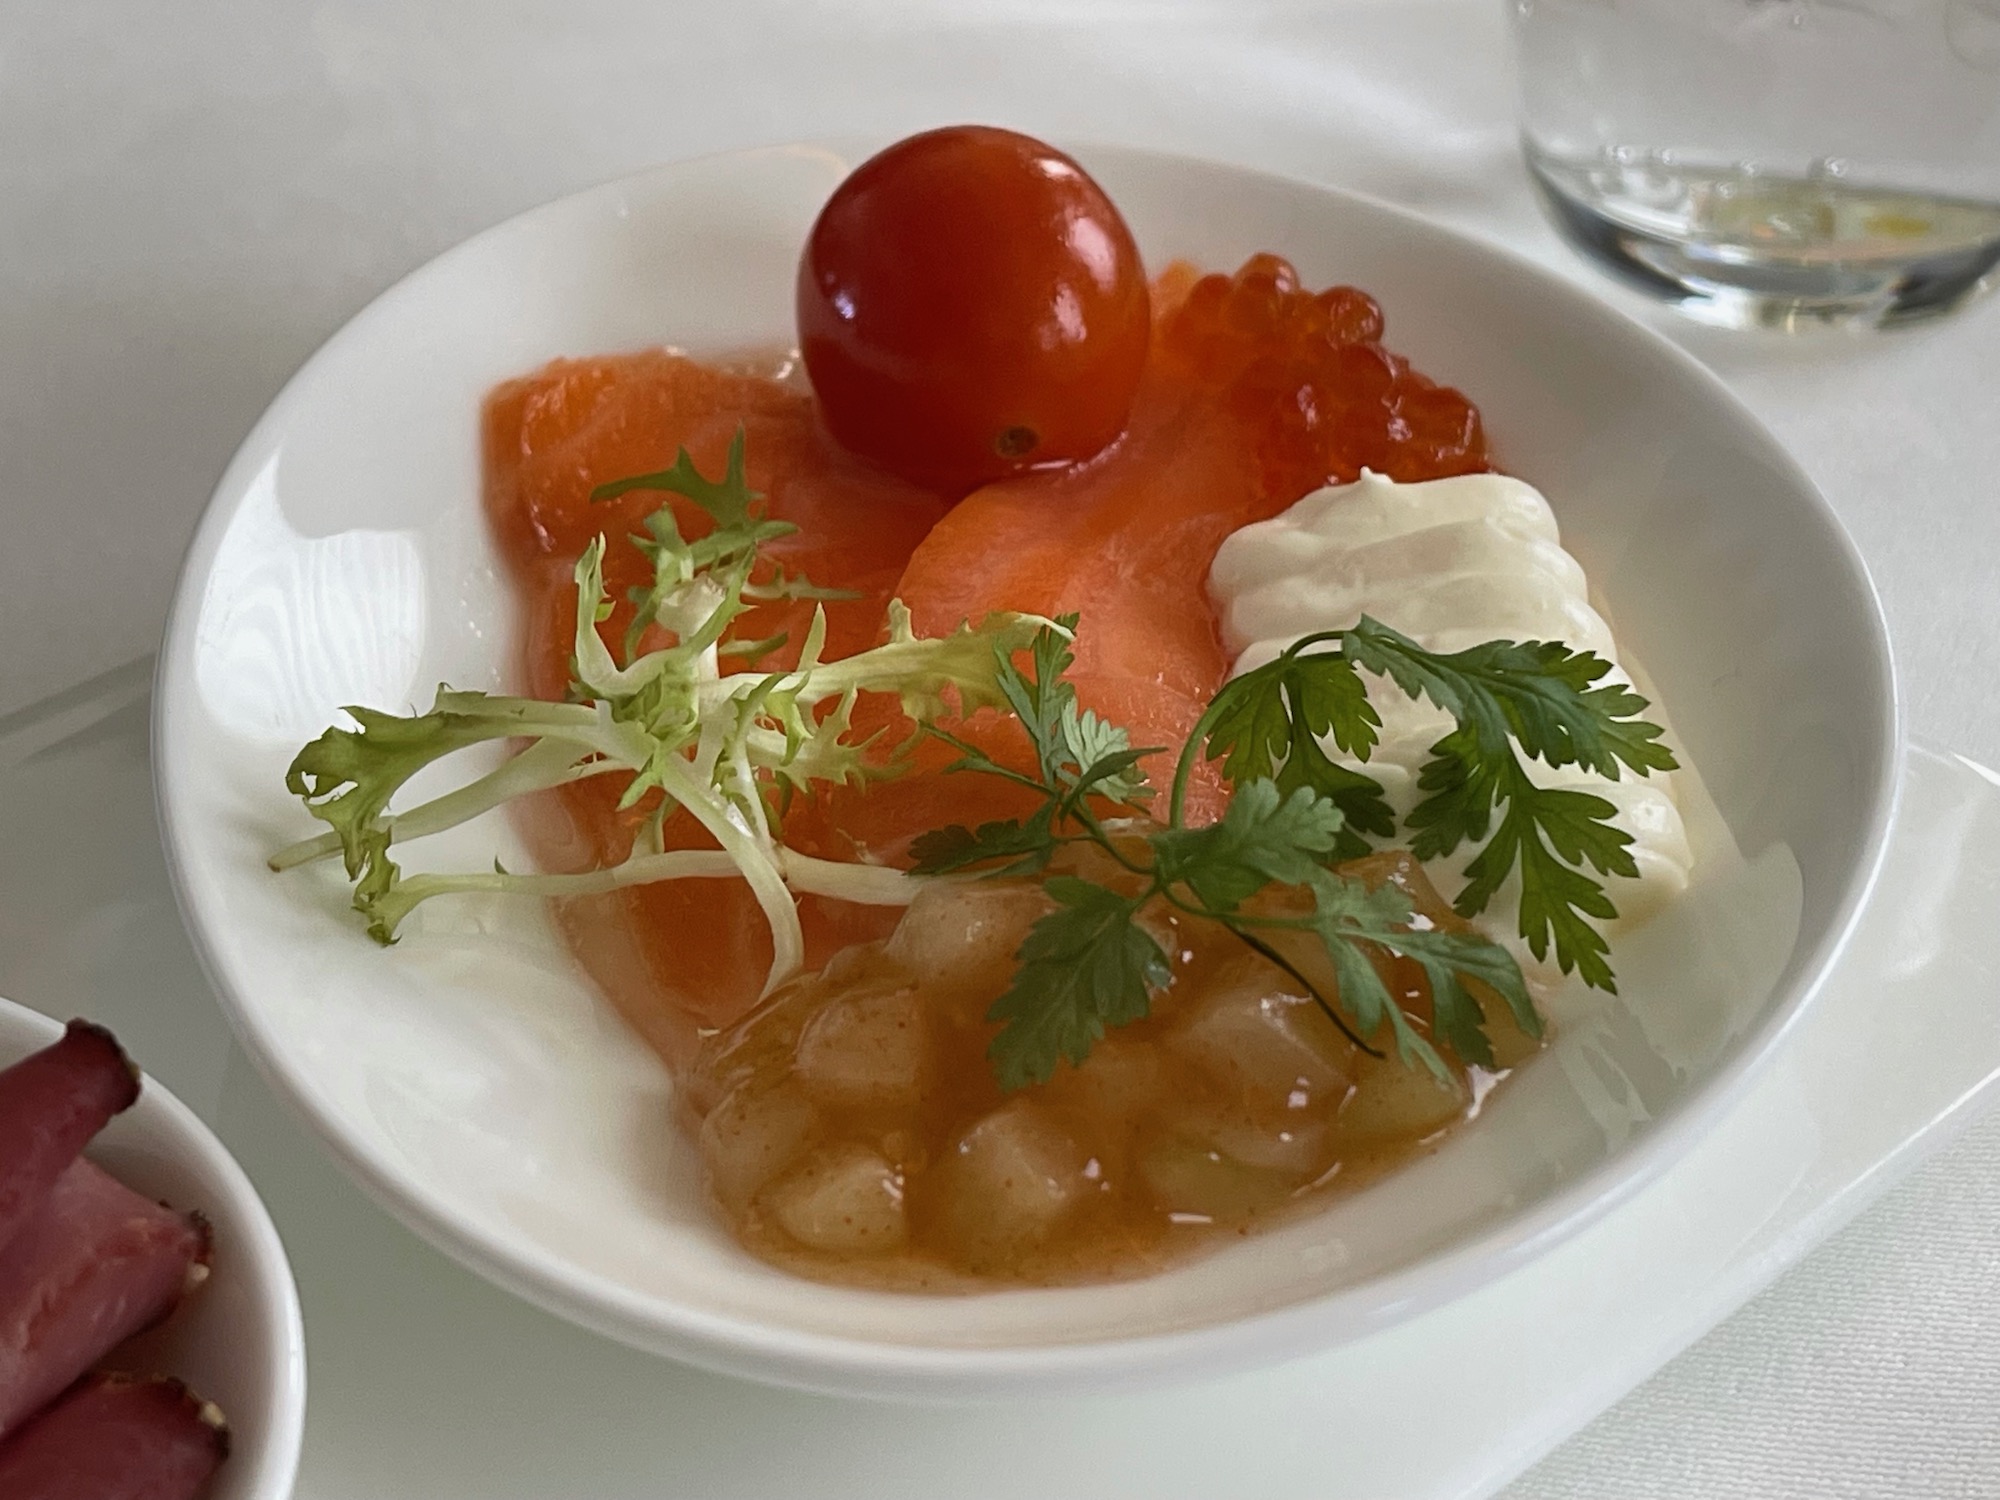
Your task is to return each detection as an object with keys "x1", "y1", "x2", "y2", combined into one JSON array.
[{"x1": 2, "y1": 2, "x2": 1997, "y2": 1495}]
